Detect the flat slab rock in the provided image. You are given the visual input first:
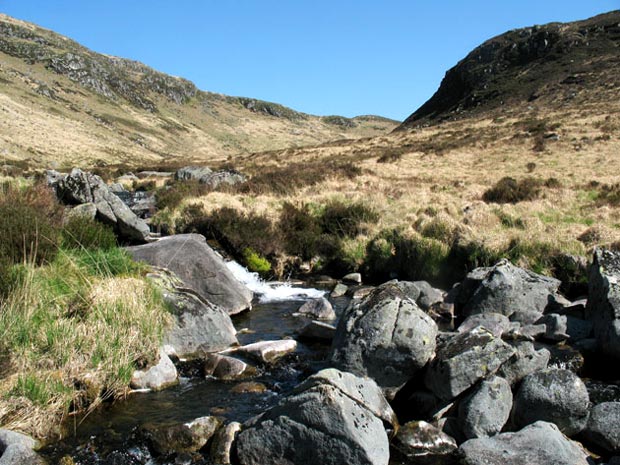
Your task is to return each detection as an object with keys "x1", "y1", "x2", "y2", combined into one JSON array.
[
  {"x1": 227, "y1": 340, "x2": 297, "y2": 364},
  {"x1": 458, "y1": 421, "x2": 591, "y2": 465}
]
